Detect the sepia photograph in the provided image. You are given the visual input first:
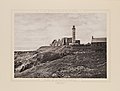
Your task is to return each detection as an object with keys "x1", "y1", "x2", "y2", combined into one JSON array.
[
  {"x1": 1, "y1": 0, "x2": 120, "y2": 90},
  {"x1": 14, "y1": 13, "x2": 107, "y2": 78}
]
